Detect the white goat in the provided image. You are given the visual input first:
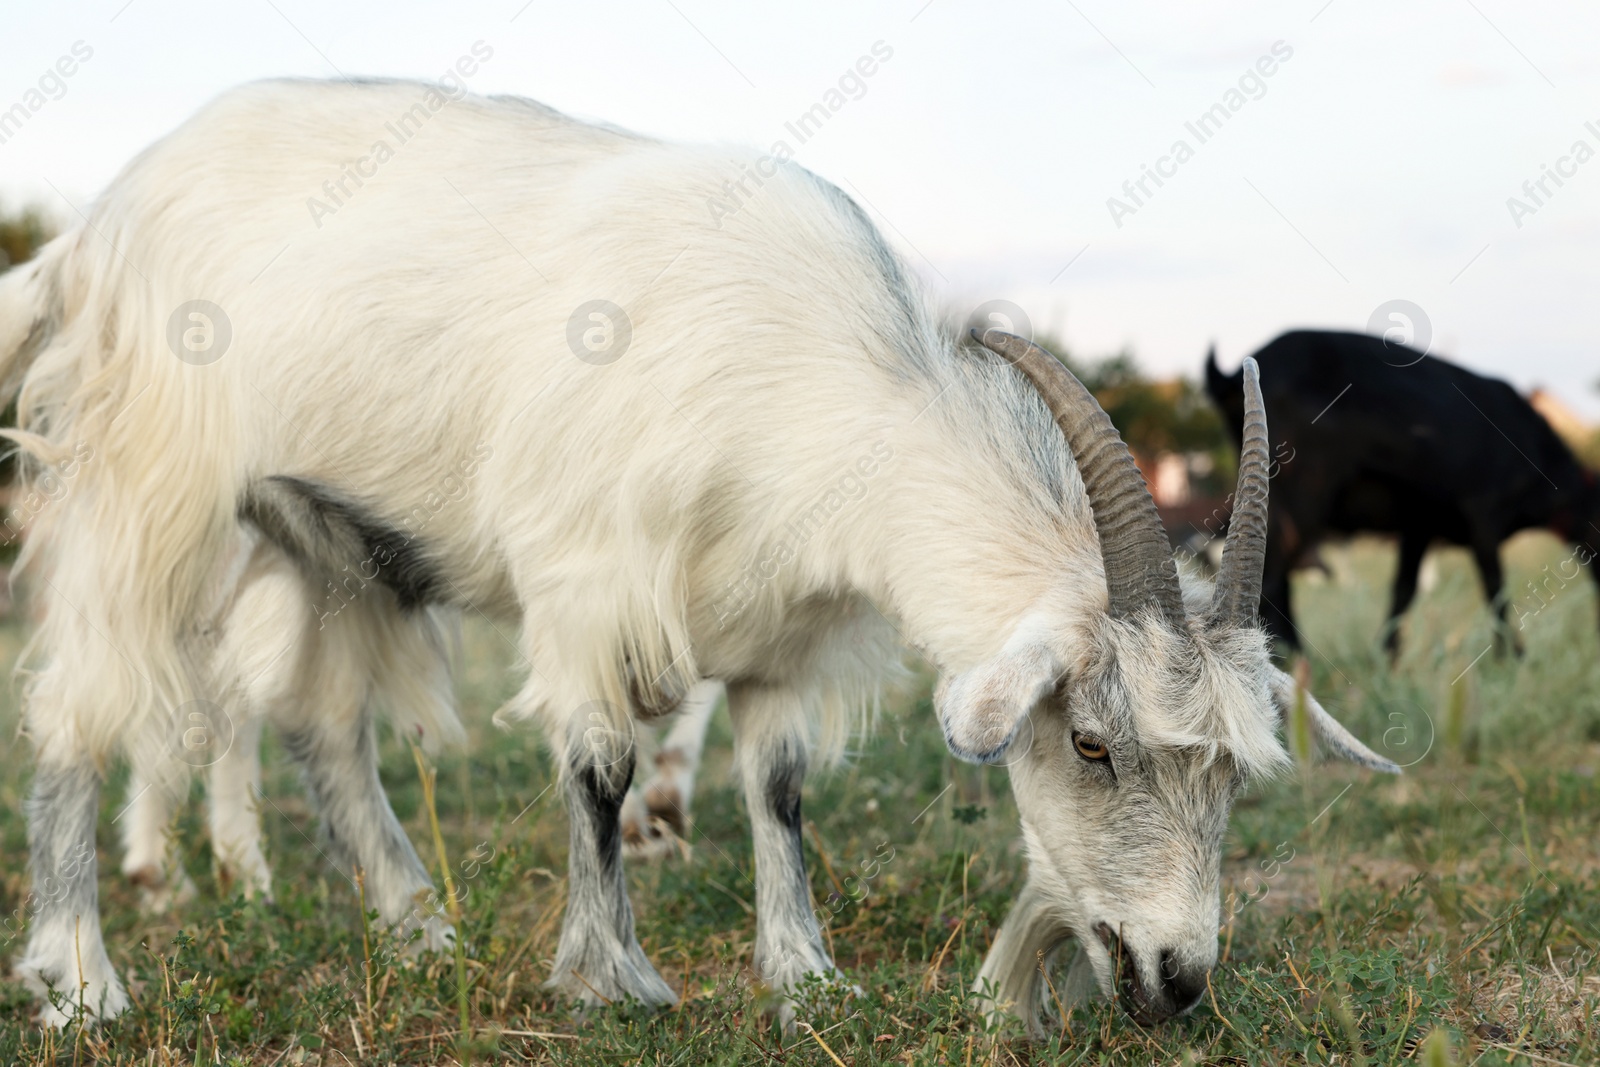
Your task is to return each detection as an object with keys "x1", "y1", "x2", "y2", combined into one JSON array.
[{"x1": 0, "y1": 78, "x2": 1394, "y2": 1032}]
